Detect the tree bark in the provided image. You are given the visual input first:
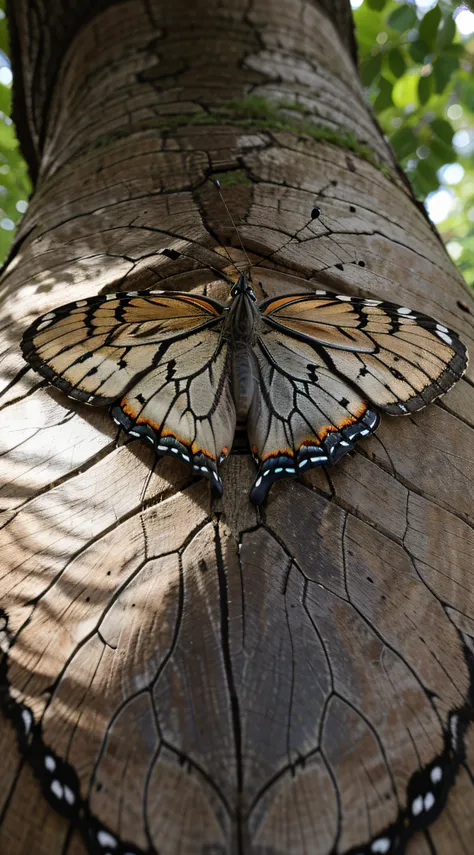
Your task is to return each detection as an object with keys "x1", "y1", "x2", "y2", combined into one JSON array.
[{"x1": 1, "y1": 1, "x2": 474, "y2": 854}]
